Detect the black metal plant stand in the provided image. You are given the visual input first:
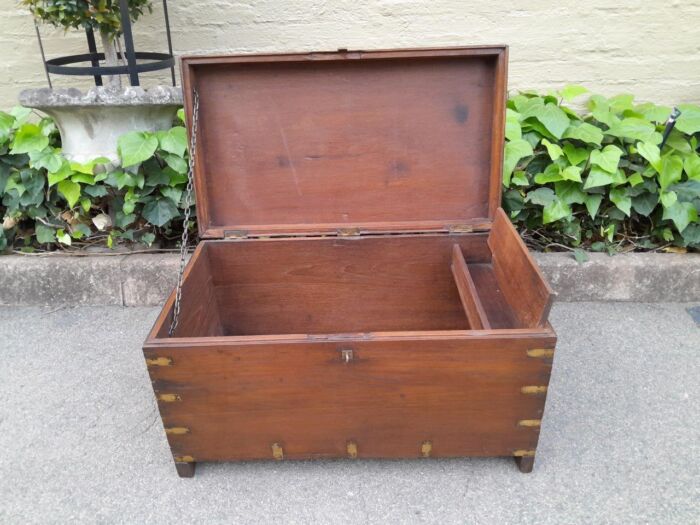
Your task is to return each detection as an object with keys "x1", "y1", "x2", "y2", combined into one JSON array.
[{"x1": 34, "y1": 0, "x2": 176, "y2": 88}]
